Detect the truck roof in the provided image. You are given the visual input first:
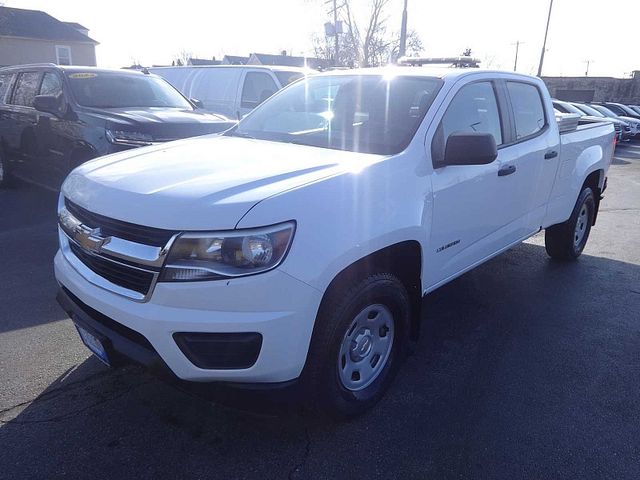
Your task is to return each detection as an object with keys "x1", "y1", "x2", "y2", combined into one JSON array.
[{"x1": 314, "y1": 67, "x2": 541, "y2": 83}]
